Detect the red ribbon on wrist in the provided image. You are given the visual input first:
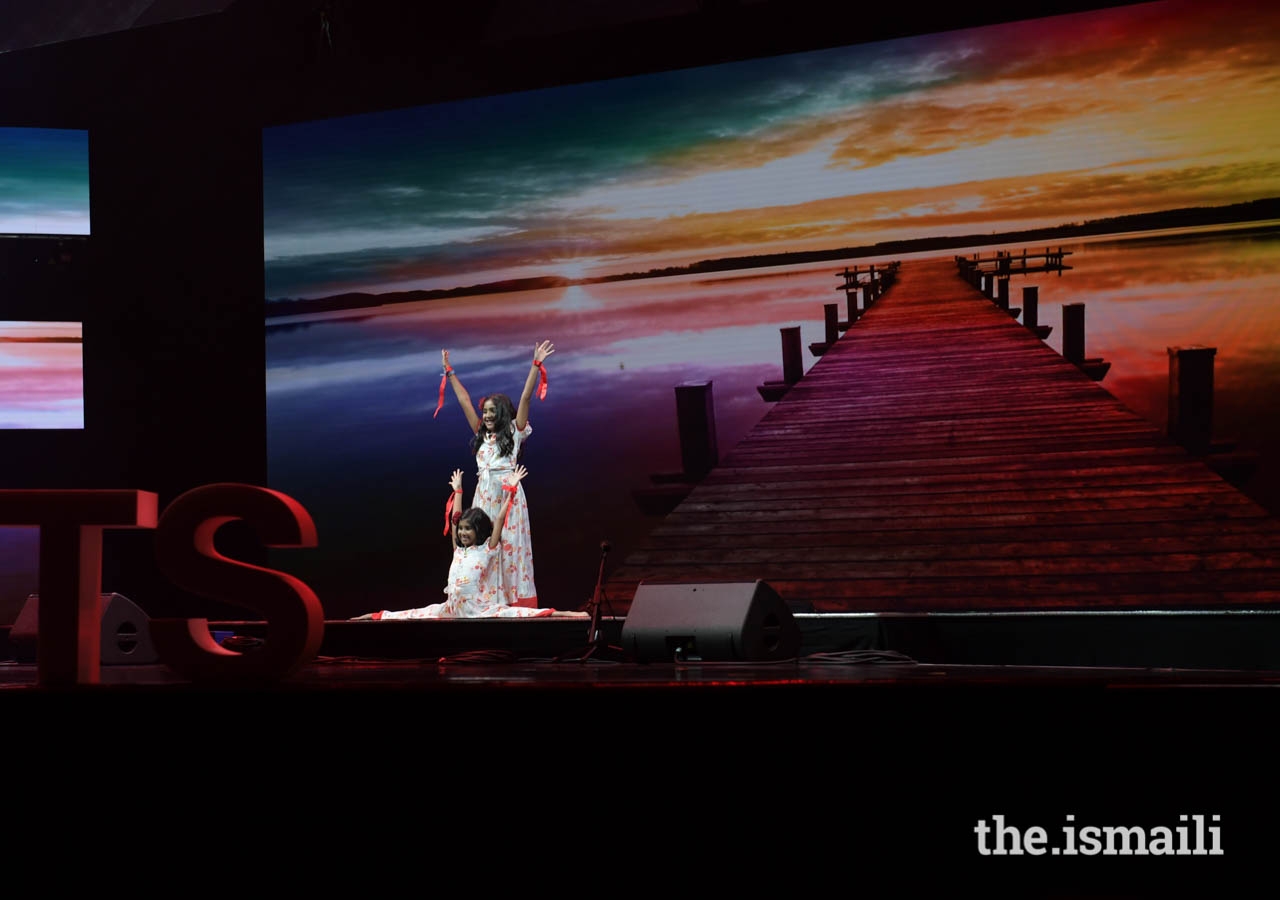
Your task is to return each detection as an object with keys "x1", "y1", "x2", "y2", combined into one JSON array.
[
  {"x1": 443, "y1": 491, "x2": 456, "y2": 535},
  {"x1": 501, "y1": 489, "x2": 517, "y2": 532},
  {"x1": 501, "y1": 483, "x2": 518, "y2": 529},
  {"x1": 434, "y1": 368, "x2": 452, "y2": 419},
  {"x1": 533, "y1": 360, "x2": 548, "y2": 401}
]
